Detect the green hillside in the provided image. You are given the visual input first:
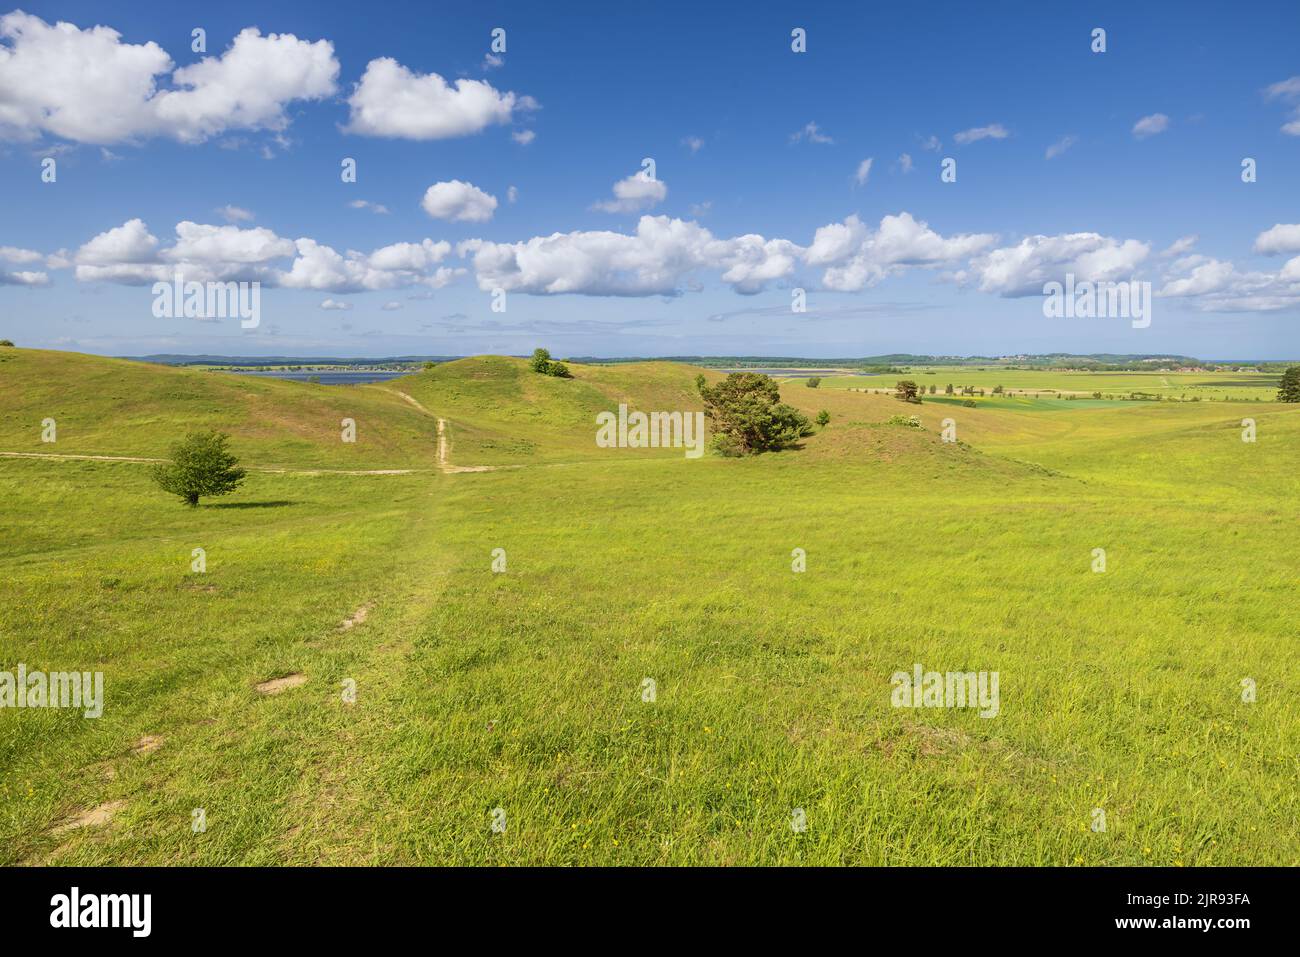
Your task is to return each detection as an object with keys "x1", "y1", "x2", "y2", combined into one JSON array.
[{"x1": 2, "y1": 348, "x2": 1297, "y2": 866}]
